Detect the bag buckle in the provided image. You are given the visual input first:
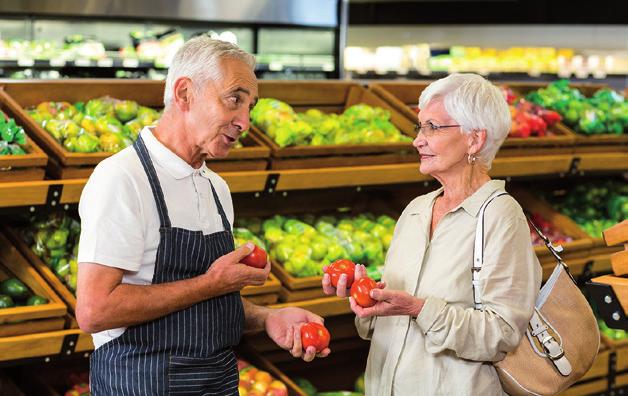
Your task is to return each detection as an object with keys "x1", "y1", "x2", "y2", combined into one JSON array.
[{"x1": 541, "y1": 336, "x2": 565, "y2": 360}]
